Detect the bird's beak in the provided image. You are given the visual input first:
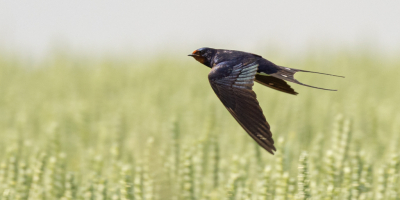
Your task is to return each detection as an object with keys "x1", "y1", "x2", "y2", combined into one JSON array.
[{"x1": 188, "y1": 54, "x2": 195, "y2": 57}]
